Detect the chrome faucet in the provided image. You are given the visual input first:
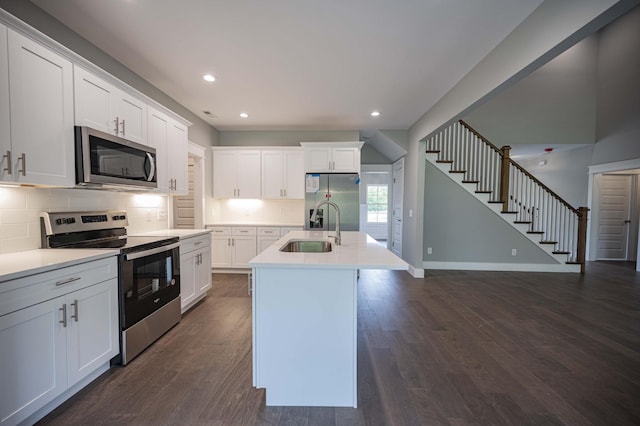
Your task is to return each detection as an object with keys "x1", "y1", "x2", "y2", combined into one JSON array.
[{"x1": 311, "y1": 200, "x2": 341, "y2": 245}]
